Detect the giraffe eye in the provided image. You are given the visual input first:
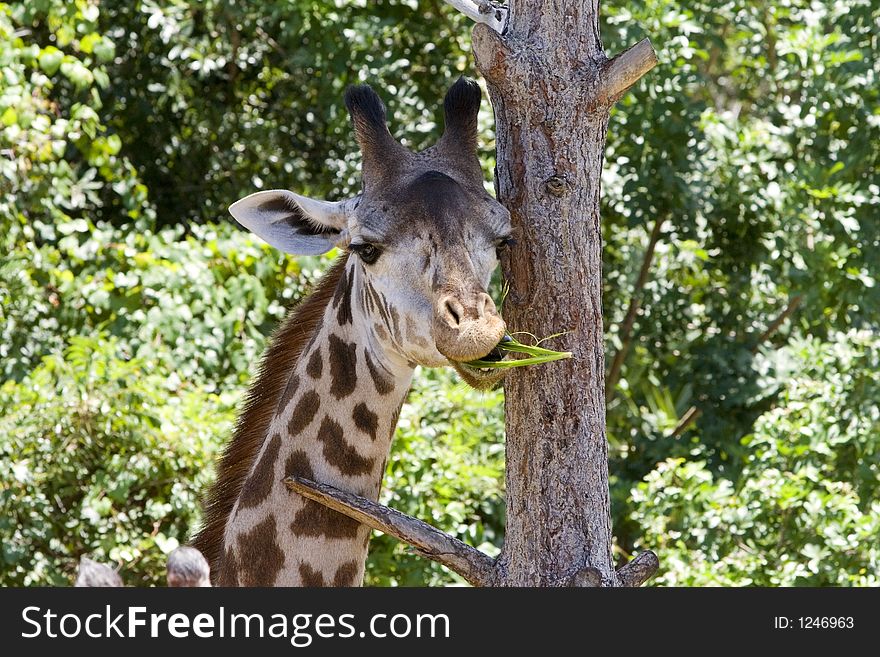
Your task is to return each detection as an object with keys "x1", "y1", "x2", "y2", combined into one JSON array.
[{"x1": 351, "y1": 243, "x2": 381, "y2": 265}]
